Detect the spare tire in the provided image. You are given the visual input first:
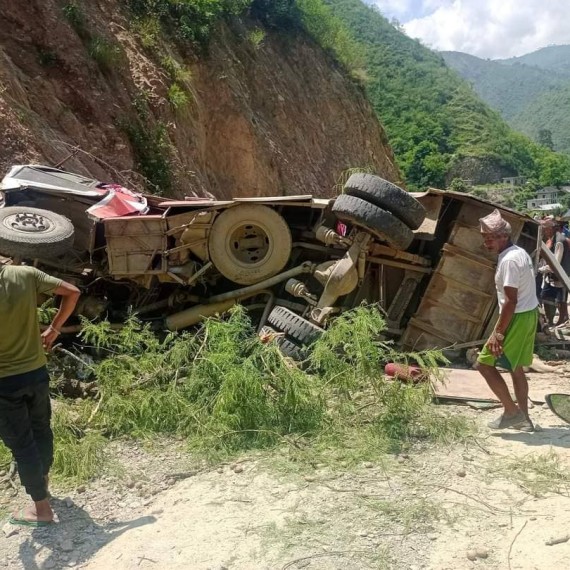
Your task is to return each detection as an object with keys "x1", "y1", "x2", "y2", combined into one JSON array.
[
  {"x1": 208, "y1": 204, "x2": 292, "y2": 285},
  {"x1": 332, "y1": 194, "x2": 414, "y2": 251},
  {"x1": 267, "y1": 306, "x2": 324, "y2": 346},
  {"x1": 343, "y1": 173, "x2": 426, "y2": 229},
  {"x1": 0, "y1": 206, "x2": 75, "y2": 258},
  {"x1": 259, "y1": 325, "x2": 303, "y2": 360}
]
